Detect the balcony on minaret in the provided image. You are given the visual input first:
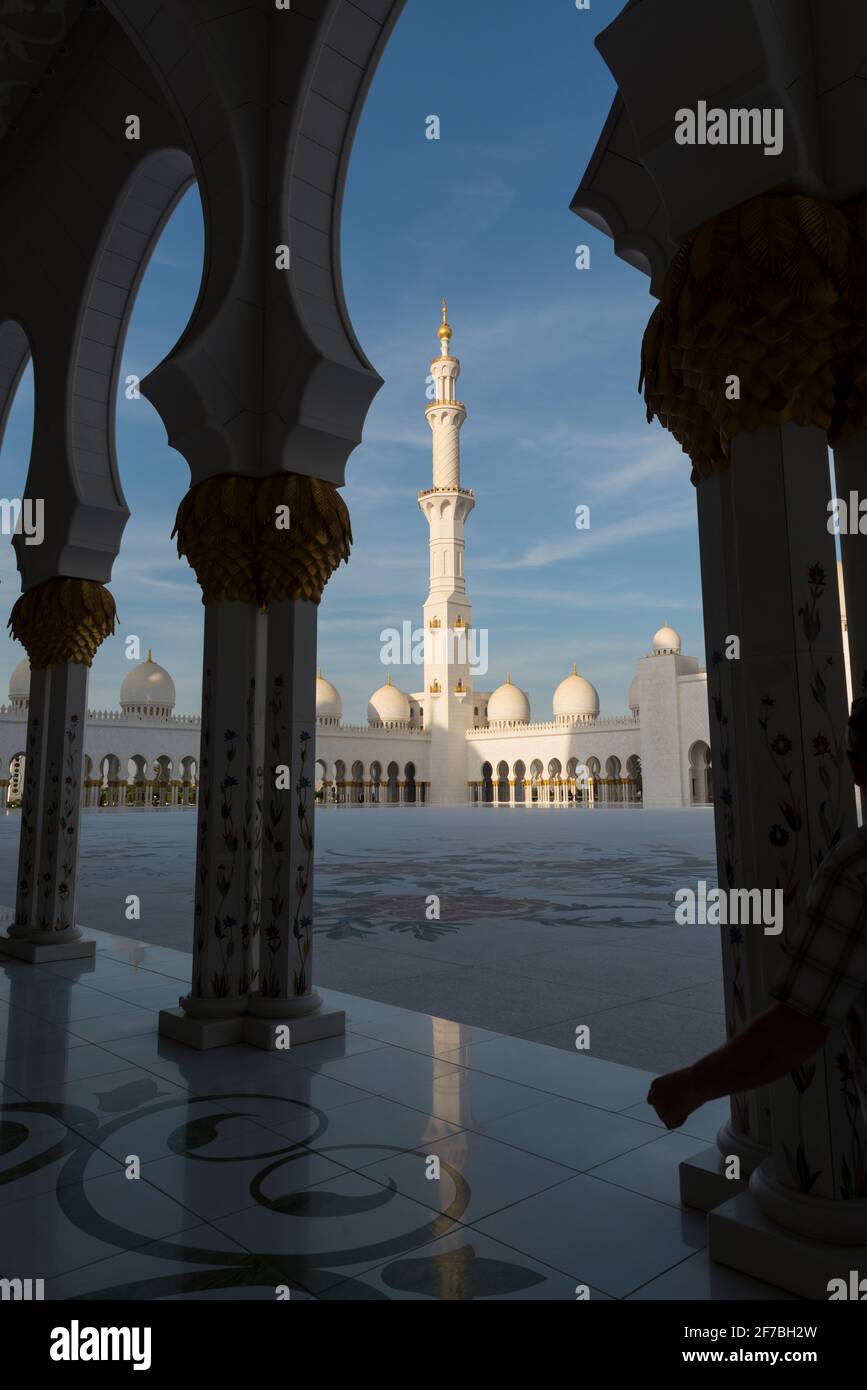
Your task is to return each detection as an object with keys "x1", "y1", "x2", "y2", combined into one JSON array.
[
  {"x1": 418, "y1": 486, "x2": 474, "y2": 500},
  {"x1": 429, "y1": 618, "x2": 442, "y2": 630},
  {"x1": 429, "y1": 680, "x2": 442, "y2": 695},
  {"x1": 454, "y1": 617, "x2": 468, "y2": 630}
]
